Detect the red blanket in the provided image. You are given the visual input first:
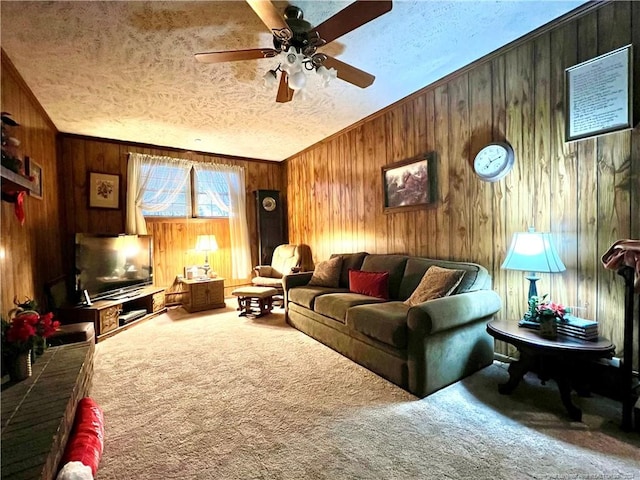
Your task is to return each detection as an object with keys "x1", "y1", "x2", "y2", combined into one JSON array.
[{"x1": 61, "y1": 397, "x2": 104, "y2": 476}]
